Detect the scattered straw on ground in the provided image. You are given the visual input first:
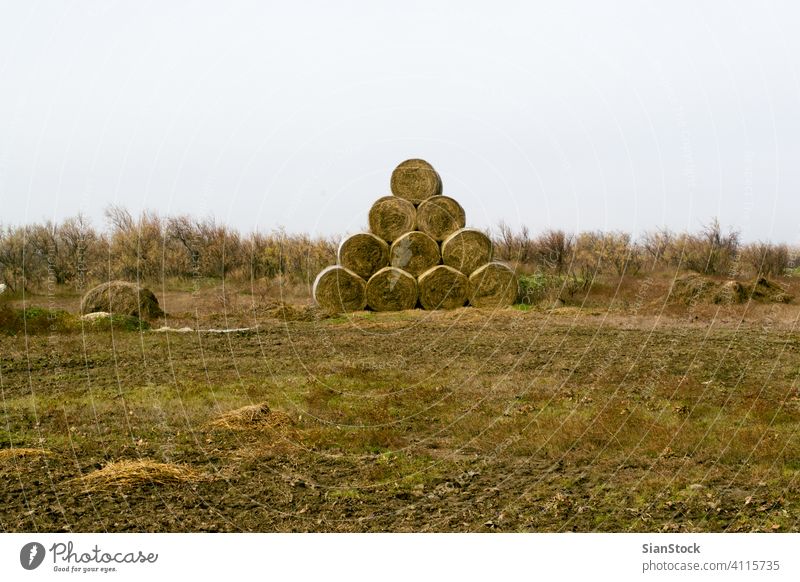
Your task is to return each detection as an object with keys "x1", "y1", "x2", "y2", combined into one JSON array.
[
  {"x1": 70, "y1": 459, "x2": 201, "y2": 492},
  {"x1": 261, "y1": 302, "x2": 321, "y2": 322},
  {"x1": 207, "y1": 402, "x2": 293, "y2": 431},
  {"x1": 0, "y1": 447, "x2": 53, "y2": 462}
]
